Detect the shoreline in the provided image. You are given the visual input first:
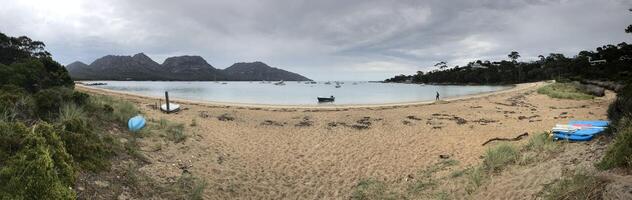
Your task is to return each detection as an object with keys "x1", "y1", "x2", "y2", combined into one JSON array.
[{"x1": 75, "y1": 82, "x2": 540, "y2": 109}]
